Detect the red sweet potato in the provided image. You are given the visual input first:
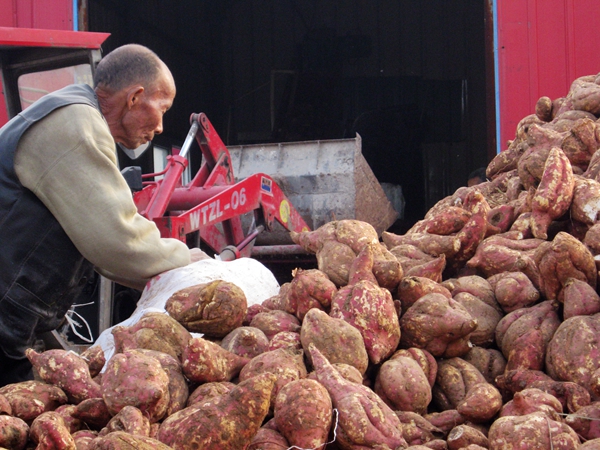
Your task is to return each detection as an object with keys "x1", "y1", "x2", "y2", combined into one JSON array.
[
  {"x1": 399, "y1": 293, "x2": 477, "y2": 358},
  {"x1": 495, "y1": 300, "x2": 560, "y2": 371},
  {"x1": 487, "y1": 271, "x2": 540, "y2": 313},
  {"x1": 249, "y1": 309, "x2": 301, "y2": 339},
  {"x1": 0, "y1": 393, "x2": 11, "y2": 415},
  {"x1": 98, "y1": 405, "x2": 150, "y2": 437},
  {"x1": 488, "y1": 412, "x2": 580, "y2": 449},
  {"x1": 0, "y1": 415, "x2": 29, "y2": 450},
  {"x1": 157, "y1": 372, "x2": 277, "y2": 450},
  {"x1": 26, "y1": 348, "x2": 102, "y2": 404},
  {"x1": 247, "y1": 427, "x2": 290, "y2": 450},
  {"x1": 186, "y1": 381, "x2": 236, "y2": 407},
  {"x1": 30, "y1": 411, "x2": 76, "y2": 450},
  {"x1": 238, "y1": 347, "x2": 308, "y2": 408},
  {"x1": 374, "y1": 354, "x2": 432, "y2": 414},
  {"x1": 220, "y1": 326, "x2": 270, "y2": 358},
  {"x1": 101, "y1": 350, "x2": 170, "y2": 422},
  {"x1": 0, "y1": 380, "x2": 68, "y2": 422},
  {"x1": 308, "y1": 343, "x2": 408, "y2": 449},
  {"x1": 446, "y1": 424, "x2": 489, "y2": 450},
  {"x1": 301, "y1": 307, "x2": 369, "y2": 375},
  {"x1": 72, "y1": 398, "x2": 112, "y2": 430},
  {"x1": 88, "y1": 431, "x2": 173, "y2": 450},
  {"x1": 111, "y1": 311, "x2": 192, "y2": 361},
  {"x1": 165, "y1": 279, "x2": 247, "y2": 337},
  {"x1": 330, "y1": 243, "x2": 401, "y2": 364},
  {"x1": 181, "y1": 336, "x2": 249, "y2": 383},
  {"x1": 396, "y1": 276, "x2": 452, "y2": 314},
  {"x1": 124, "y1": 348, "x2": 189, "y2": 417},
  {"x1": 268, "y1": 331, "x2": 302, "y2": 351},
  {"x1": 80, "y1": 346, "x2": 106, "y2": 379},
  {"x1": 565, "y1": 402, "x2": 600, "y2": 441},
  {"x1": 561, "y1": 277, "x2": 600, "y2": 319},
  {"x1": 274, "y1": 378, "x2": 332, "y2": 449},
  {"x1": 286, "y1": 268, "x2": 337, "y2": 320}
]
